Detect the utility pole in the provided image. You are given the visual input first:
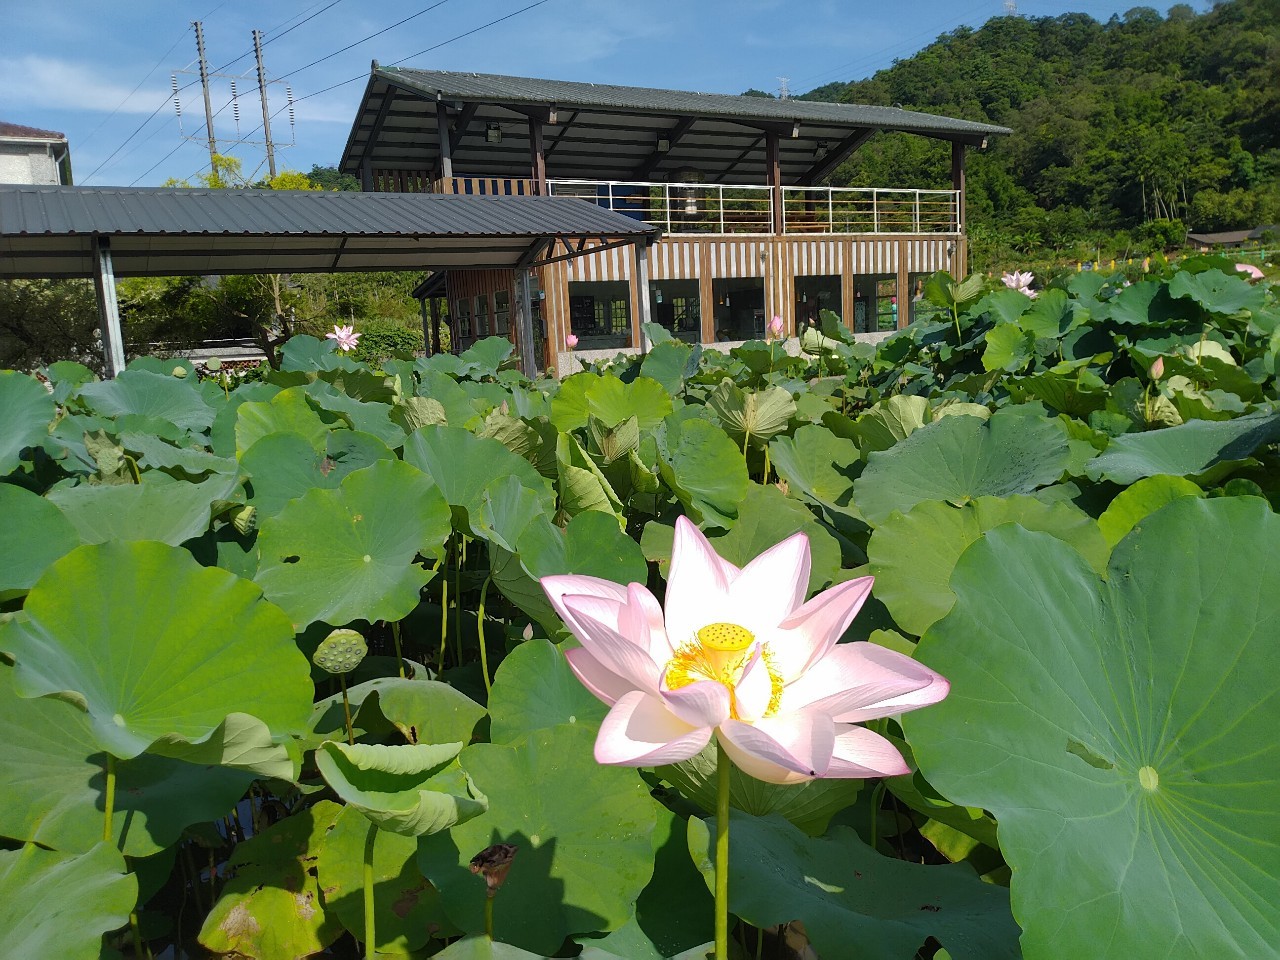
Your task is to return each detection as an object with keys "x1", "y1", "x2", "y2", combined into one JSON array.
[
  {"x1": 253, "y1": 30, "x2": 277, "y2": 179},
  {"x1": 193, "y1": 21, "x2": 218, "y2": 167}
]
